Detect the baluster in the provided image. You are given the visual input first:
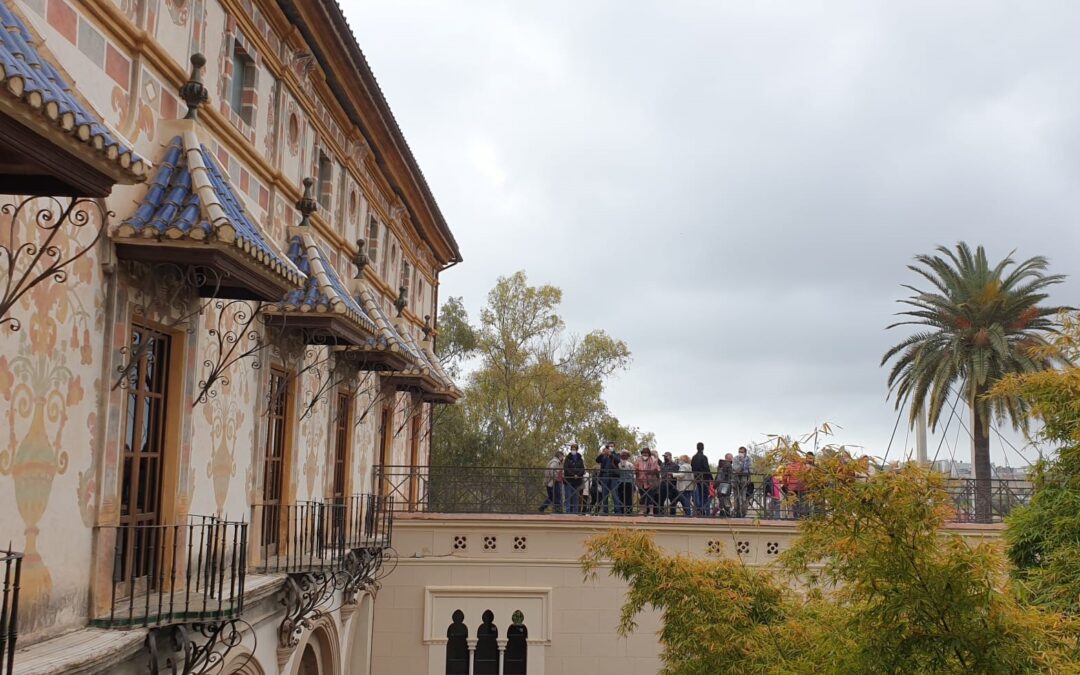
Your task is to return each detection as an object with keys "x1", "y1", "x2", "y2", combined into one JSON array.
[{"x1": 467, "y1": 638, "x2": 478, "y2": 675}]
